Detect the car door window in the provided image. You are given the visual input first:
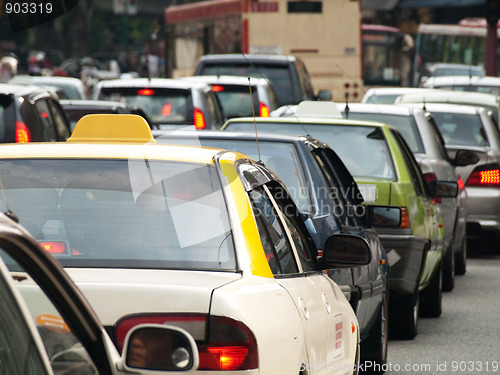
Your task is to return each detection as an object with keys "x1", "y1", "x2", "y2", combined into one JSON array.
[
  {"x1": 249, "y1": 187, "x2": 299, "y2": 275},
  {"x1": 34, "y1": 99, "x2": 57, "y2": 141},
  {"x1": 46, "y1": 100, "x2": 70, "y2": 140},
  {"x1": 249, "y1": 183, "x2": 316, "y2": 274},
  {"x1": 0, "y1": 261, "x2": 50, "y2": 375},
  {"x1": 392, "y1": 130, "x2": 428, "y2": 196},
  {"x1": 0, "y1": 248, "x2": 98, "y2": 375}
]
